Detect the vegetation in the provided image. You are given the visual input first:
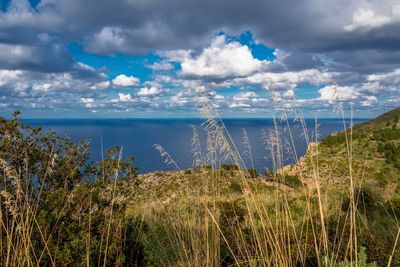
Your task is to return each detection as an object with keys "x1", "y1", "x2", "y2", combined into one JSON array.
[
  {"x1": 0, "y1": 112, "x2": 141, "y2": 266},
  {"x1": 1, "y1": 106, "x2": 400, "y2": 266}
]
